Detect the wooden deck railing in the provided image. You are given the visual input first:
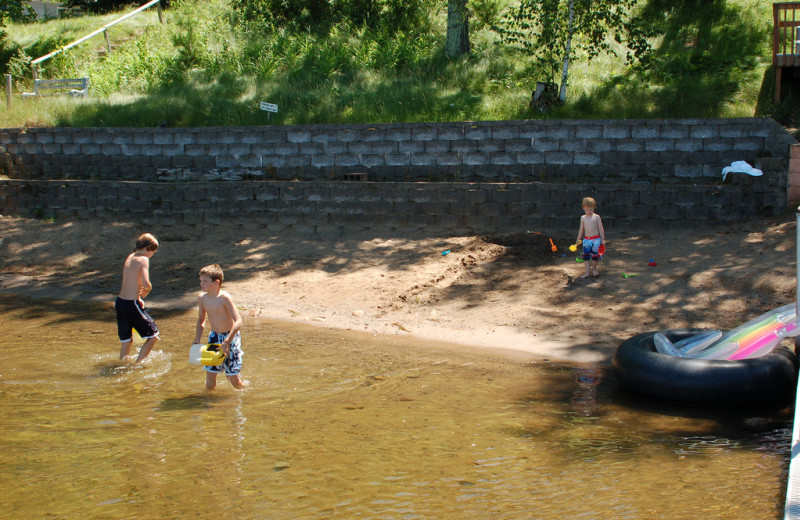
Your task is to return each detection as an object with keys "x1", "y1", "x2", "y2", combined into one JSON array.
[
  {"x1": 773, "y1": 2, "x2": 800, "y2": 101},
  {"x1": 775, "y1": 2, "x2": 800, "y2": 67}
]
